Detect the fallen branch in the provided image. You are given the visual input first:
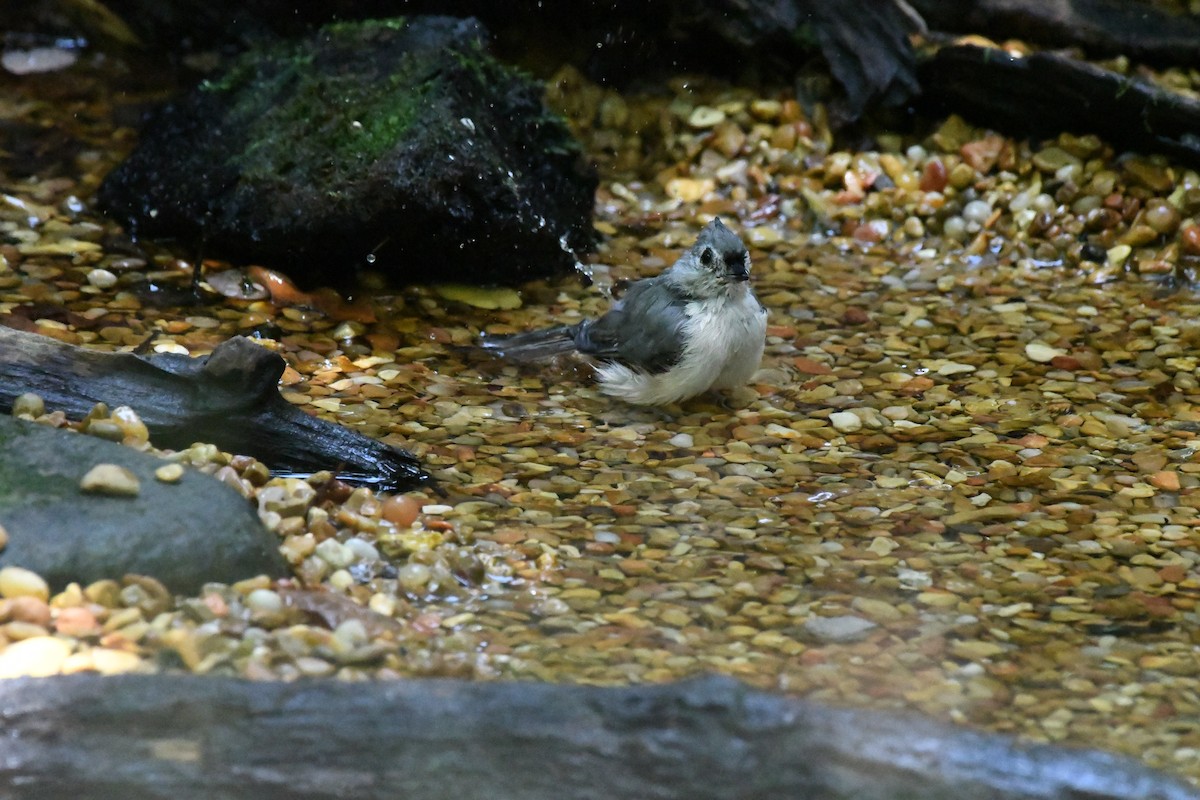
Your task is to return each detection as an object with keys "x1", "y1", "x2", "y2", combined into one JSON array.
[
  {"x1": 918, "y1": 45, "x2": 1200, "y2": 168},
  {"x1": 0, "y1": 326, "x2": 429, "y2": 492}
]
